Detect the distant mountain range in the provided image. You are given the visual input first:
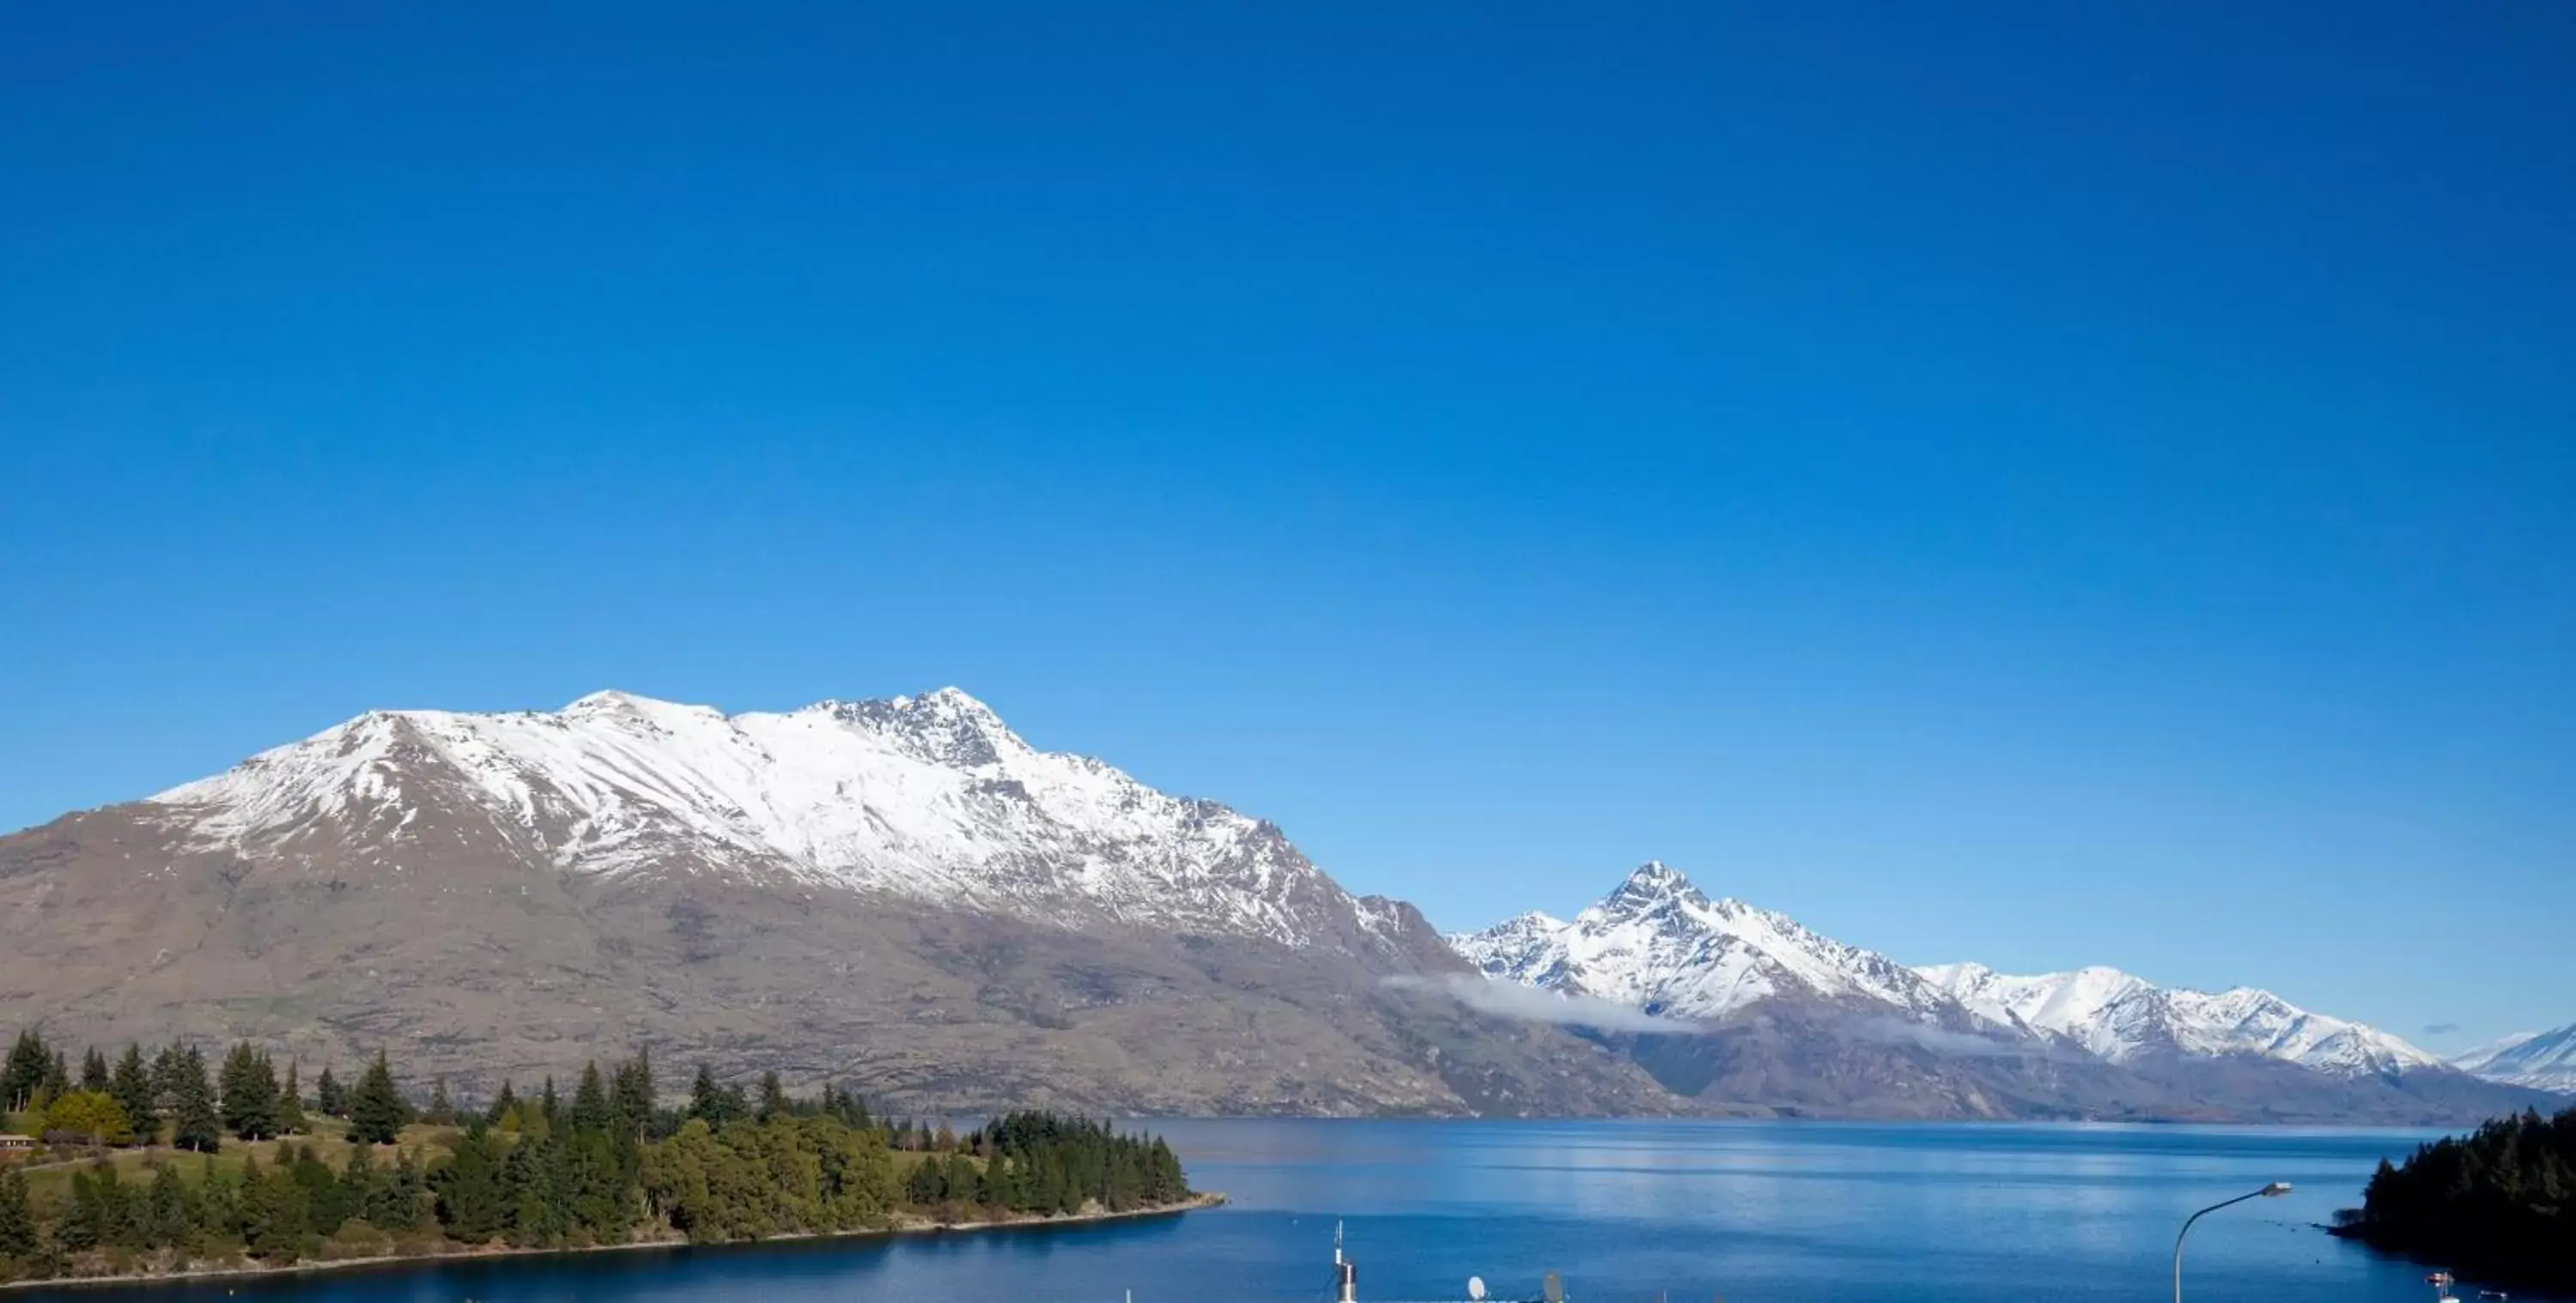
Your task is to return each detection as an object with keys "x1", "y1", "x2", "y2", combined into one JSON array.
[
  {"x1": 1911, "y1": 962, "x2": 2437, "y2": 1079},
  {"x1": 1451, "y1": 864, "x2": 2563, "y2": 1122},
  {"x1": 0, "y1": 688, "x2": 2559, "y2": 1123}
]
